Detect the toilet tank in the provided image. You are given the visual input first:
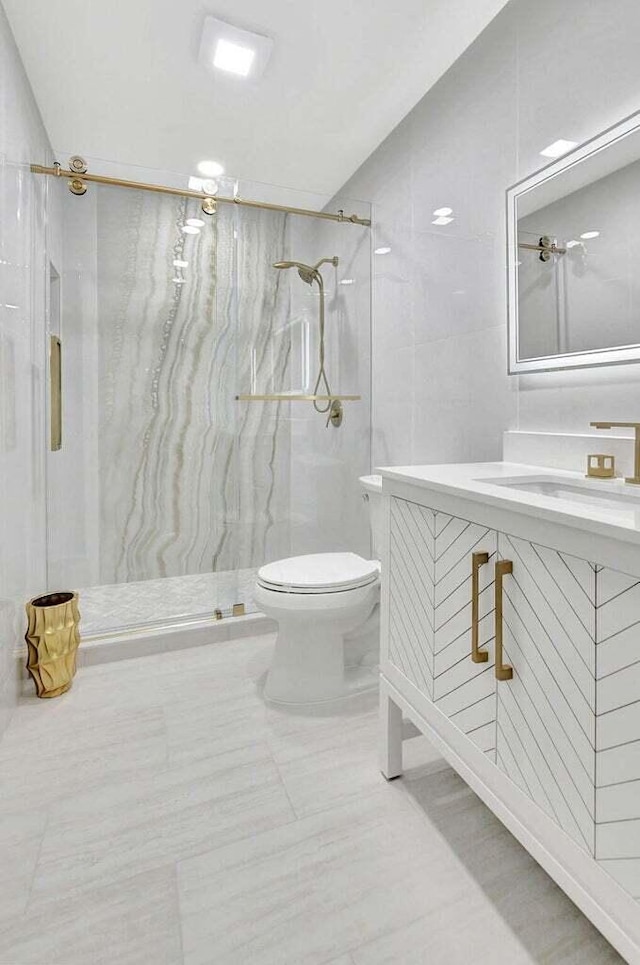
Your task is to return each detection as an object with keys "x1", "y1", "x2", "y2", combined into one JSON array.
[{"x1": 359, "y1": 474, "x2": 383, "y2": 560}]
